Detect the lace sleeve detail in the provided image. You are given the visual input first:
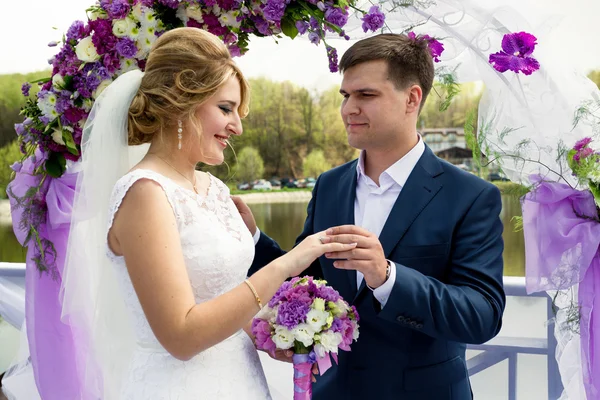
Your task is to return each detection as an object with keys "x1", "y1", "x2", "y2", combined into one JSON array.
[{"x1": 106, "y1": 169, "x2": 178, "y2": 251}]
